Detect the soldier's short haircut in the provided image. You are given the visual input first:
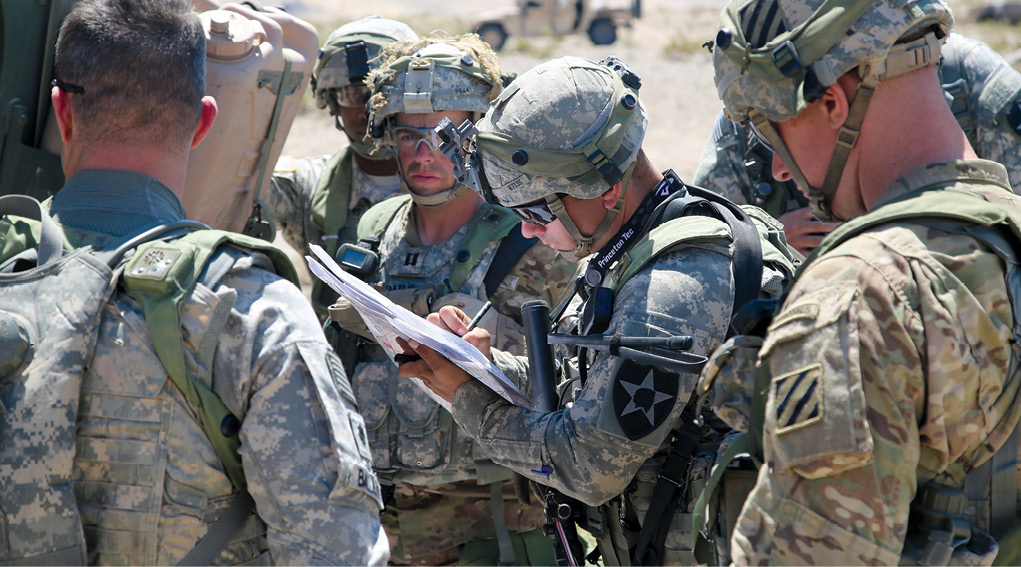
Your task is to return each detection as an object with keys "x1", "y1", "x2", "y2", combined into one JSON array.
[{"x1": 55, "y1": 0, "x2": 205, "y2": 147}]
